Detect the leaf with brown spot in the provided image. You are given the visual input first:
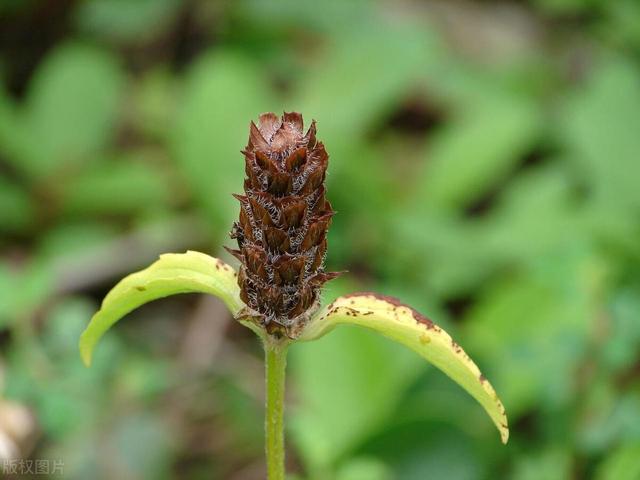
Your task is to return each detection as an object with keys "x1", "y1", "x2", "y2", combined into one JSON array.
[
  {"x1": 300, "y1": 293, "x2": 509, "y2": 444},
  {"x1": 79, "y1": 251, "x2": 243, "y2": 367}
]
